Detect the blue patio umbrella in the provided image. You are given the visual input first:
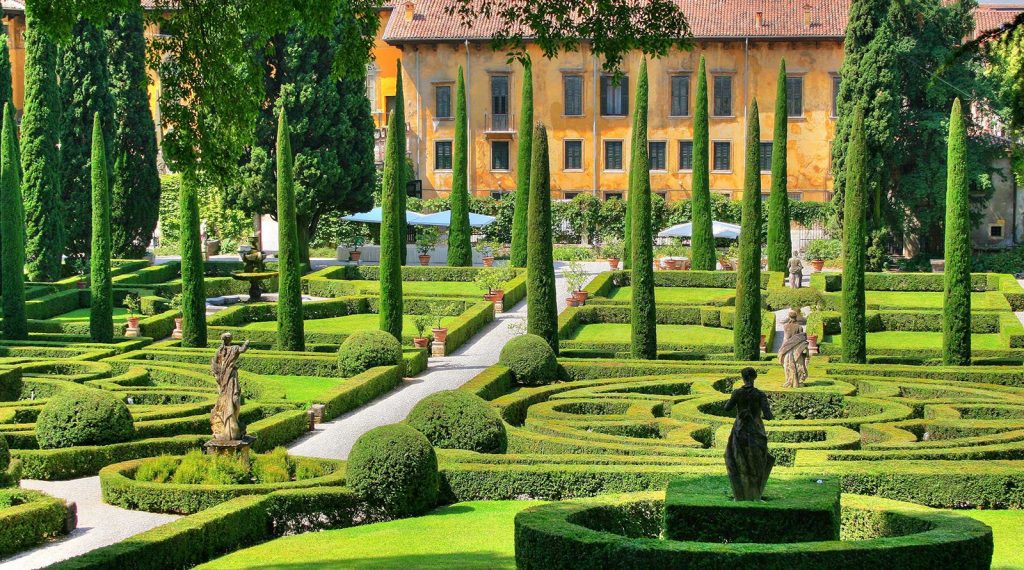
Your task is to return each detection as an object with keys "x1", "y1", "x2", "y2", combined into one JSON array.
[{"x1": 658, "y1": 221, "x2": 742, "y2": 240}]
